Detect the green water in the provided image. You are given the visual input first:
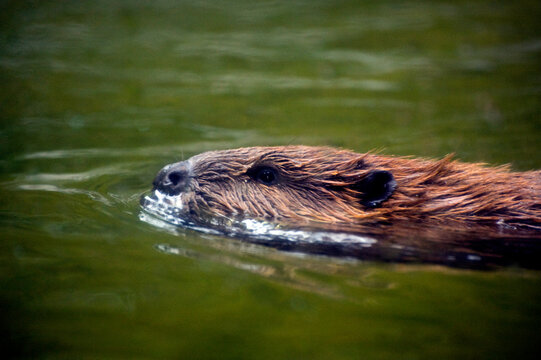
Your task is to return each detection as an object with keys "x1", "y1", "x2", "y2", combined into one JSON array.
[{"x1": 1, "y1": 0, "x2": 540, "y2": 358}]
